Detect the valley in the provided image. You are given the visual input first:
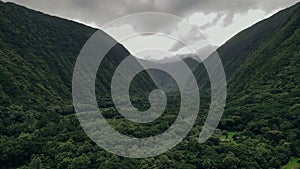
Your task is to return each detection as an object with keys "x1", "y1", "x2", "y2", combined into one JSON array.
[{"x1": 0, "y1": 1, "x2": 299, "y2": 168}]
